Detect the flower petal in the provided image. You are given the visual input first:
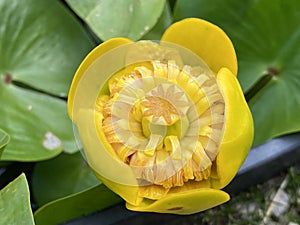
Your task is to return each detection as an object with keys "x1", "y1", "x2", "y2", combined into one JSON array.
[
  {"x1": 94, "y1": 173, "x2": 144, "y2": 206},
  {"x1": 211, "y1": 68, "x2": 254, "y2": 189},
  {"x1": 161, "y1": 18, "x2": 237, "y2": 76},
  {"x1": 68, "y1": 37, "x2": 132, "y2": 120},
  {"x1": 74, "y1": 109, "x2": 140, "y2": 198},
  {"x1": 126, "y1": 188, "x2": 230, "y2": 215}
]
